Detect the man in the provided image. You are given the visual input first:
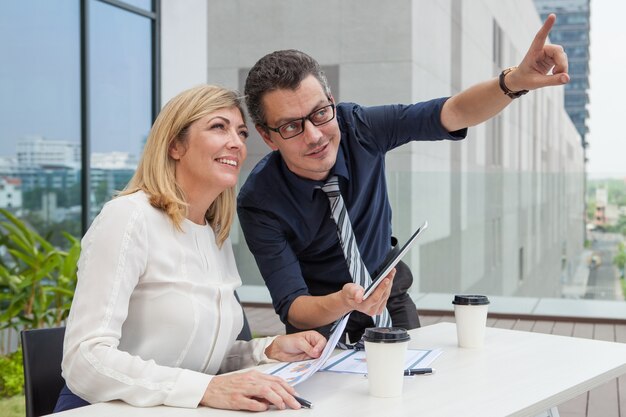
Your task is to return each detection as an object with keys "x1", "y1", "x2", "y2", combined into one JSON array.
[{"x1": 238, "y1": 14, "x2": 568, "y2": 341}]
